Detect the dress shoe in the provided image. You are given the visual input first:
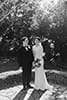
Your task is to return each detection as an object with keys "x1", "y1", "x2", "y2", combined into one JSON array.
[
  {"x1": 27, "y1": 85, "x2": 33, "y2": 89},
  {"x1": 23, "y1": 85, "x2": 27, "y2": 90}
]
